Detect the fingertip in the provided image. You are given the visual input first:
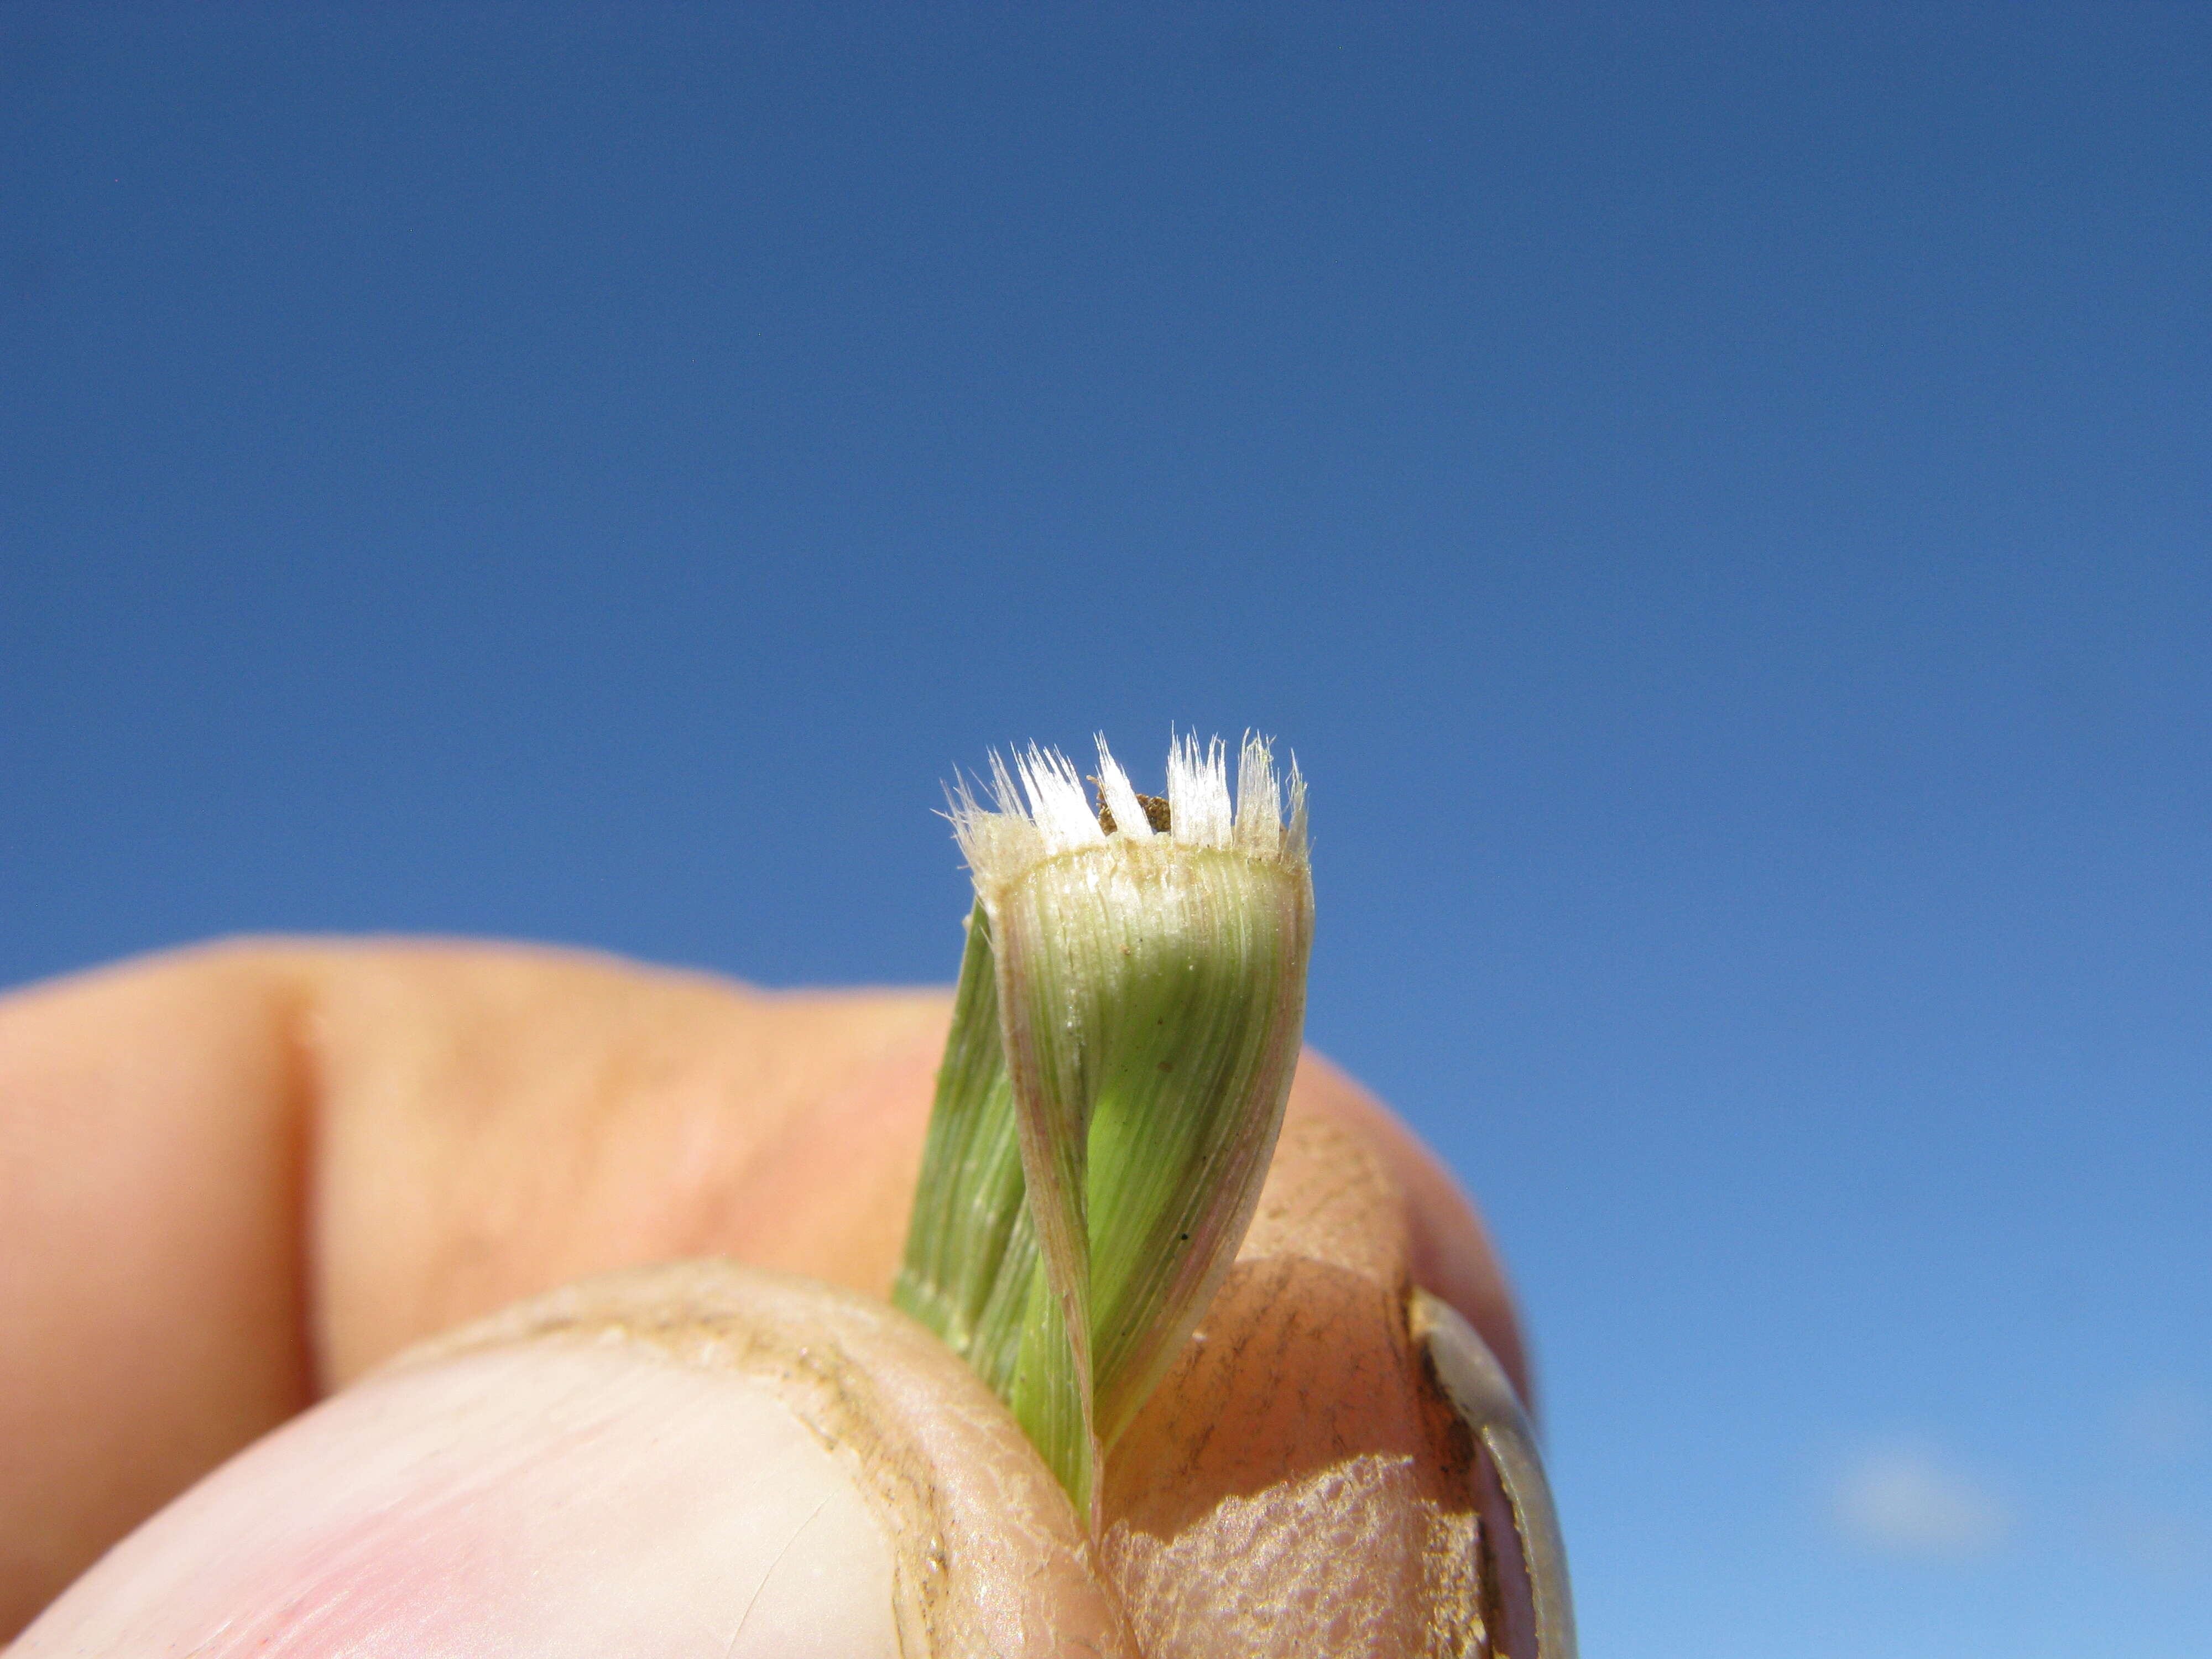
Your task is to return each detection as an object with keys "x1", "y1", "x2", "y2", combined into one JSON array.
[
  {"x1": 15, "y1": 1262, "x2": 1131, "y2": 1659},
  {"x1": 1286, "y1": 1050, "x2": 1535, "y2": 1411},
  {"x1": 23, "y1": 1352, "x2": 902, "y2": 1658},
  {"x1": 0, "y1": 942, "x2": 321, "y2": 1636}
]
